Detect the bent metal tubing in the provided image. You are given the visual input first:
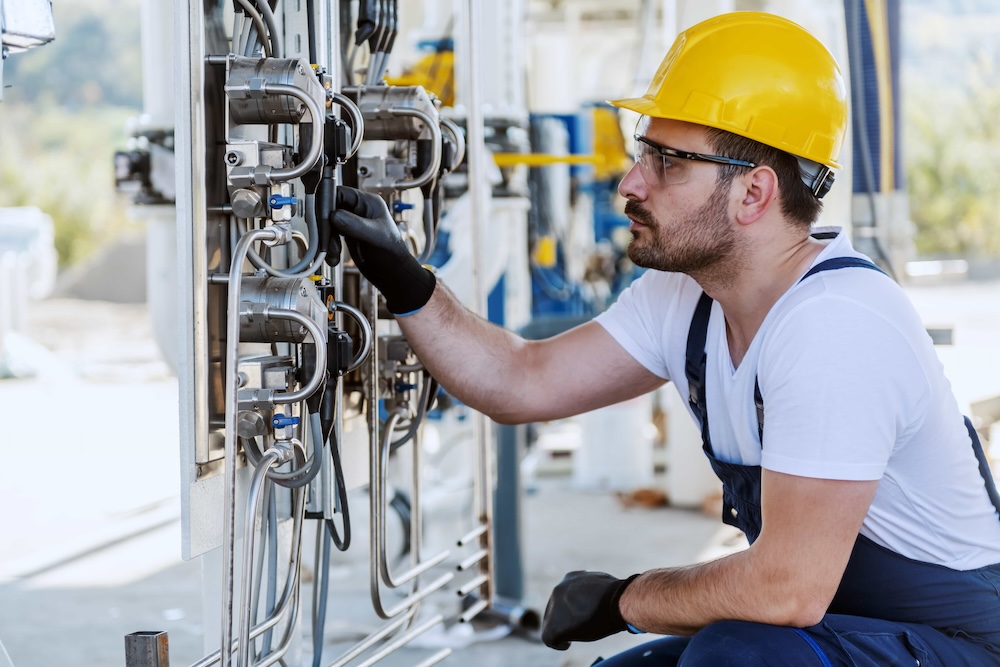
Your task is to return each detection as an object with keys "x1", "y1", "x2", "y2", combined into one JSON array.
[
  {"x1": 221, "y1": 226, "x2": 285, "y2": 667},
  {"x1": 369, "y1": 409, "x2": 453, "y2": 620},
  {"x1": 377, "y1": 408, "x2": 450, "y2": 589},
  {"x1": 237, "y1": 445, "x2": 292, "y2": 667},
  {"x1": 192, "y1": 463, "x2": 306, "y2": 667}
]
